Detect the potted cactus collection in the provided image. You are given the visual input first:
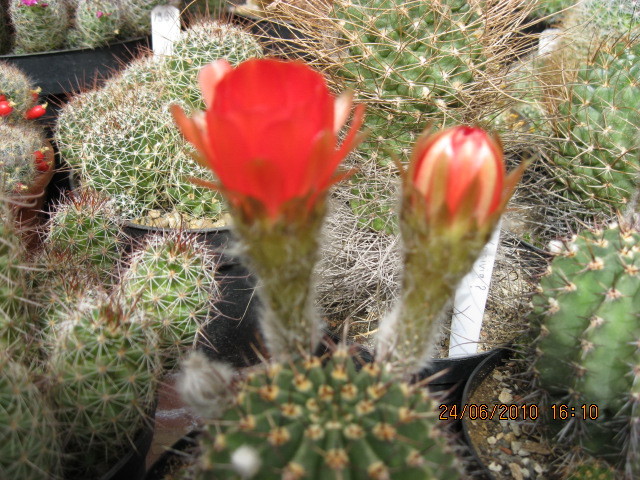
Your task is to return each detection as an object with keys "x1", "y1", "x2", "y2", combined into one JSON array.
[{"x1": 3, "y1": 0, "x2": 640, "y2": 479}]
